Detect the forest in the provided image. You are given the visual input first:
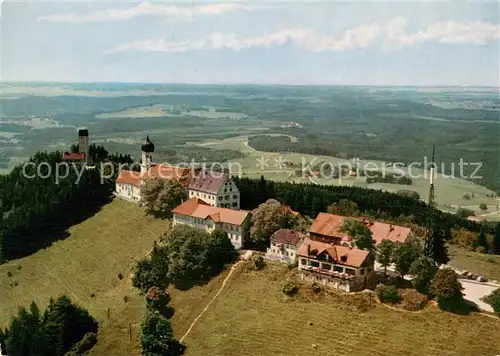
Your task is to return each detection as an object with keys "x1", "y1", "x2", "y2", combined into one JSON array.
[{"x1": 0, "y1": 145, "x2": 134, "y2": 263}]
